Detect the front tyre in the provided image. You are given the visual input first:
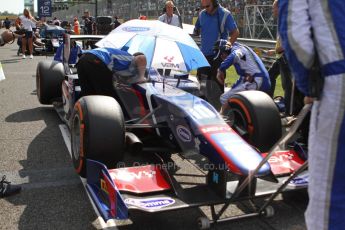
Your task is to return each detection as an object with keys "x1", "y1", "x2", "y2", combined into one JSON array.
[
  {"x1": 227, "y1": 91, "x2": 282, "y2": 152},
  {"x1": 71, "y1": 96, "x2": 125, "y2": 177}
]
